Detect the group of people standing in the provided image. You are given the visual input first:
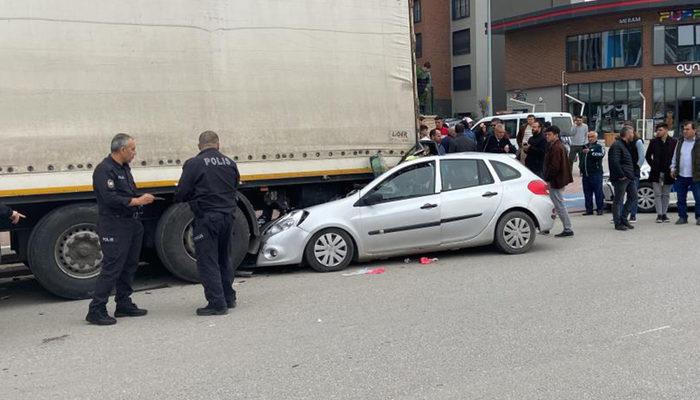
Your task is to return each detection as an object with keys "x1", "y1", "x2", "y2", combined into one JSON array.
[
  {"x1": 419, "y1": 115, "x2": 576, "y2": 238},
  {"x1": 419, "y1": 116, "x2": 517, "y2": 157},
  {"x1": 83, "y1": 131, "x2": 241, "y2": 325},
  {"x1": 419, "y1": 112, "x2": 700, "y2": 235},
  {"x1": 606, "y1": 121, "x2": 700, "y2": 230}
]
